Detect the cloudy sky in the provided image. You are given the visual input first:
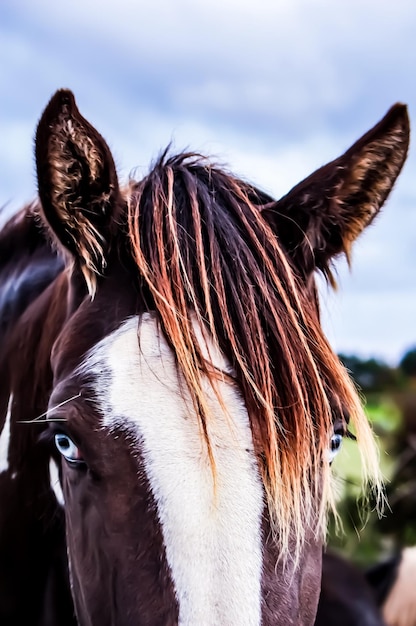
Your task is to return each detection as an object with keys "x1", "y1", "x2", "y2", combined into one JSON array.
[{"x1": 1, "y1": 0, "x2": 415, "y2": 363}]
